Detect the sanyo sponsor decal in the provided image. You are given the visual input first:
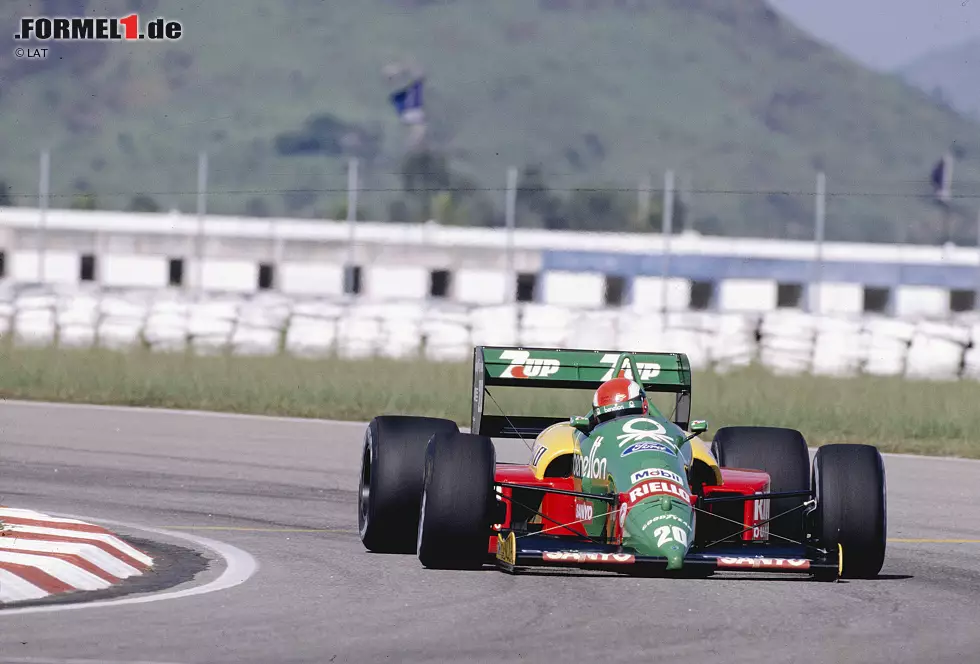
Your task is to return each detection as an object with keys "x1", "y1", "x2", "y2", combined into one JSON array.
[
  {"x1": 716, "y1": 557, "x2": 810, "y2": 570},
  {"x1": 599, "y1": 354, "x2": 661, "y2": 381},
  {"x1": 630, "y1": 467, "x2": 685, "y2": 486},
  {"x1": 574, "y1": 500, "x2": 594, "y2": 524},
  {"x1": 498, "y1": 350, "x2": 560, "y2": 378},
  {"x1": 574, "y1": 437, "x2": 606, "y2": 480},
  {"x1": 543, "y1": 551, "x2": 635, "y2": 564}
]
